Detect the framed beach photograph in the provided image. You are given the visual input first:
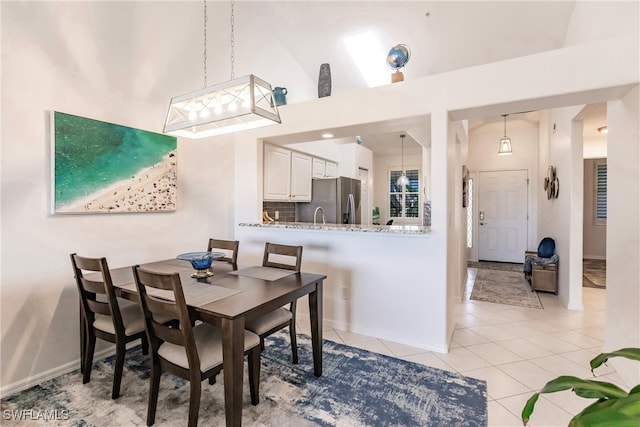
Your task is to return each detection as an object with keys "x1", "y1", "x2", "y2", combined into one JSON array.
[{"x1": 51, "y1": 111, "x2": 177, "y2": 214}]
